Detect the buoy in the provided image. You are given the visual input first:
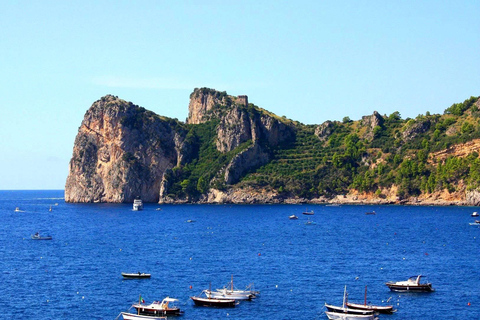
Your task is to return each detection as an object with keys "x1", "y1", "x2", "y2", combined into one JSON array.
[
  {"x1": 189, "y1": 285, "x2": 192, "y2": 289},
  {"x1": 468, "y1": 302, "x2": 471, "y2": 306},
  {"x1": 425, "y1": 252, "x2": 429, "y2": 256},
  {"x1": 258, "y1": 253, "x2": 261, "y2": 256}
]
